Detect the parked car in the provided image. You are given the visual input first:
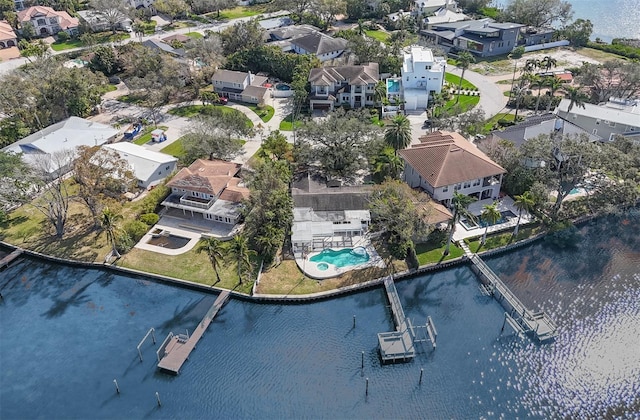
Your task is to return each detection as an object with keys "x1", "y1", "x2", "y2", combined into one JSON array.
[
  {"x1": 422, "y1": 120, "x2": 432, "y2": 129},
  {"x1": 216, "y1": 97, "x2": 228, "y2": 105}
]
